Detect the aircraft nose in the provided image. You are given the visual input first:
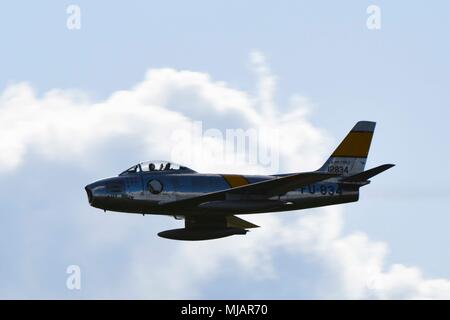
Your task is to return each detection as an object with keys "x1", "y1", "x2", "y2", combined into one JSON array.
[{"x1": 85, "y1": 185, "x2": 94, "y2": 204}]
